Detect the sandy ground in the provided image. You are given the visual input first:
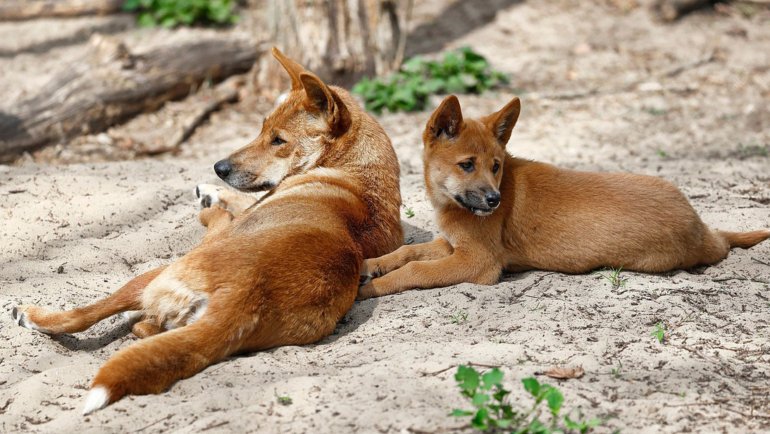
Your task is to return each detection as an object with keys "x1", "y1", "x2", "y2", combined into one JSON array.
[{"x1": 2, "y1": 0, "x2": 770, "y2": 433}]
